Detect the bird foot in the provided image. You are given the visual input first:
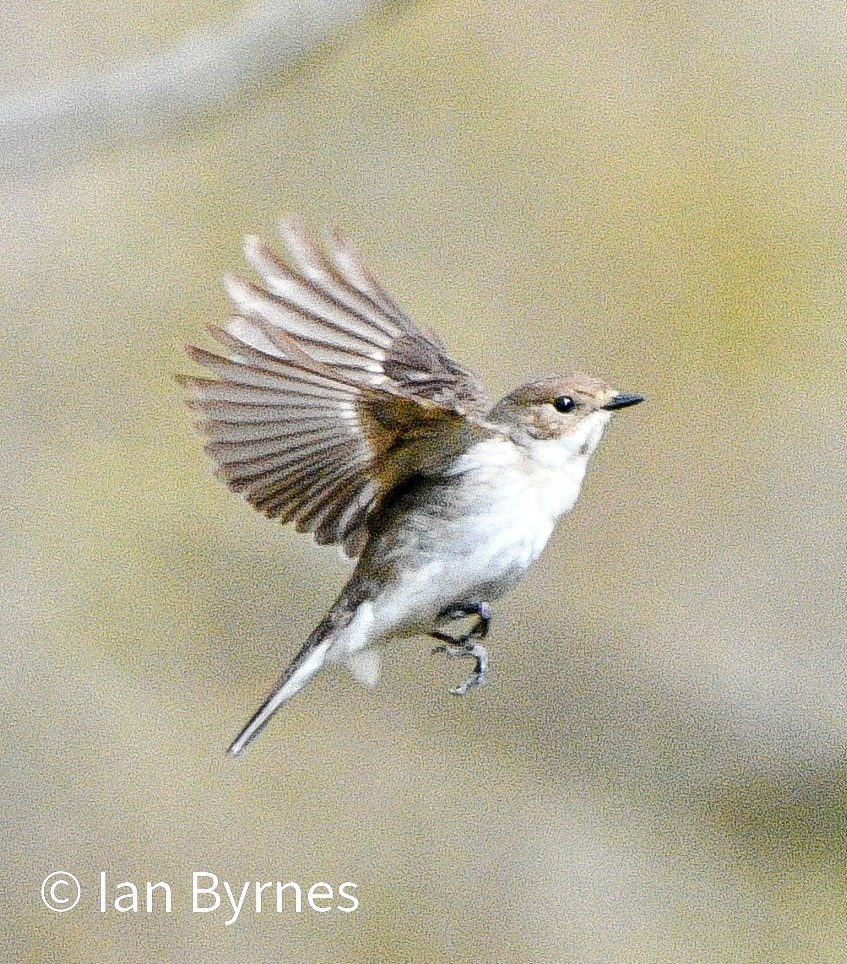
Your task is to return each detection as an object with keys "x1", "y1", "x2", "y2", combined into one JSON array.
[
  {"x1": 430, "y1": 636, "x2": 490, "y2": 694},
  {"x1": 430, "y1": 601, "x2": 491, "y2": 695}
]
